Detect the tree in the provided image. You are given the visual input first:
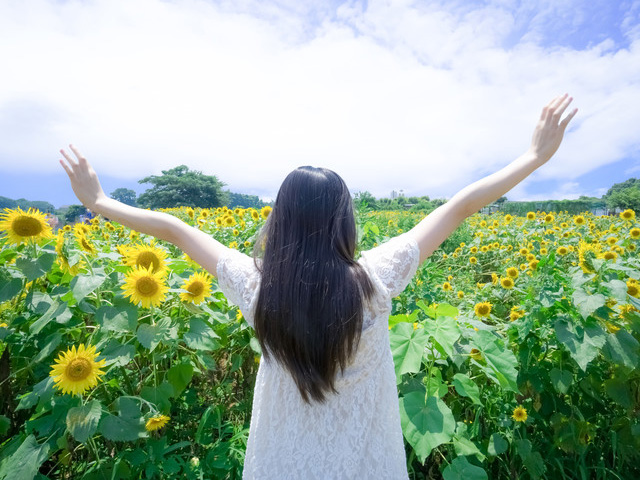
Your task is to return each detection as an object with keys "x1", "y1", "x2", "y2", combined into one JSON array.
[
  {"x1": 227, "y1": 192, "x2": 267, "y2": 209},
  {"x1": 137, "y1": 165, "x2": 228, "y2": 209},
  {"x1": 64, "y1": 205, "x2": 87, "y2": 224},
  {"x1": 353, "y1": 191, "x2": 378, "y2": 210},
  {"x1": 604, "y1": 178, "x2": 640, "y2": 212},
  {"x1": 110, "y1": 188, "x2": 137, "y2": 206}
]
